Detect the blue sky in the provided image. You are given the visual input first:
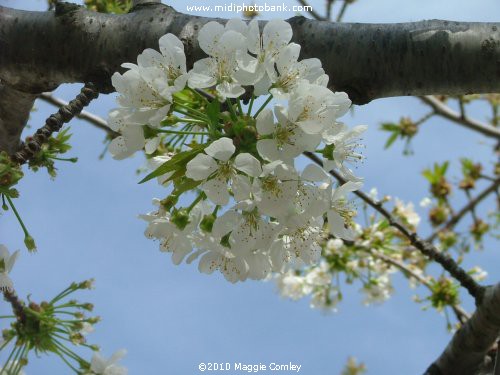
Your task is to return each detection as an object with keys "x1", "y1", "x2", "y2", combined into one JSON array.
[{"x1": 1, "y1": 0, "x2": 499, "y2": 374}]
